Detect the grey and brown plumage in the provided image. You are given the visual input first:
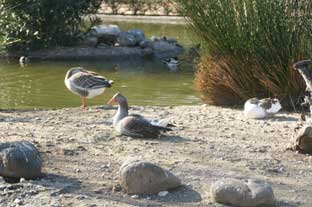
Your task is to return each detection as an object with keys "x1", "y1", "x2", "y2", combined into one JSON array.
[
  {"x1": 244, "y1": 97, "x2": 282, "y2": 119},
  {"x1": 293, "y1": 60, "x2": 312, "y2": 118},
  {"x1": 107, "y1": 92, "x2": 173, "y2": 138},
  {"x1": 65, "y1": 67, "x2": 113, "y2": 109},
  {"x1": 293, "y1": 59, "x2": 312, "y2": 92}
]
